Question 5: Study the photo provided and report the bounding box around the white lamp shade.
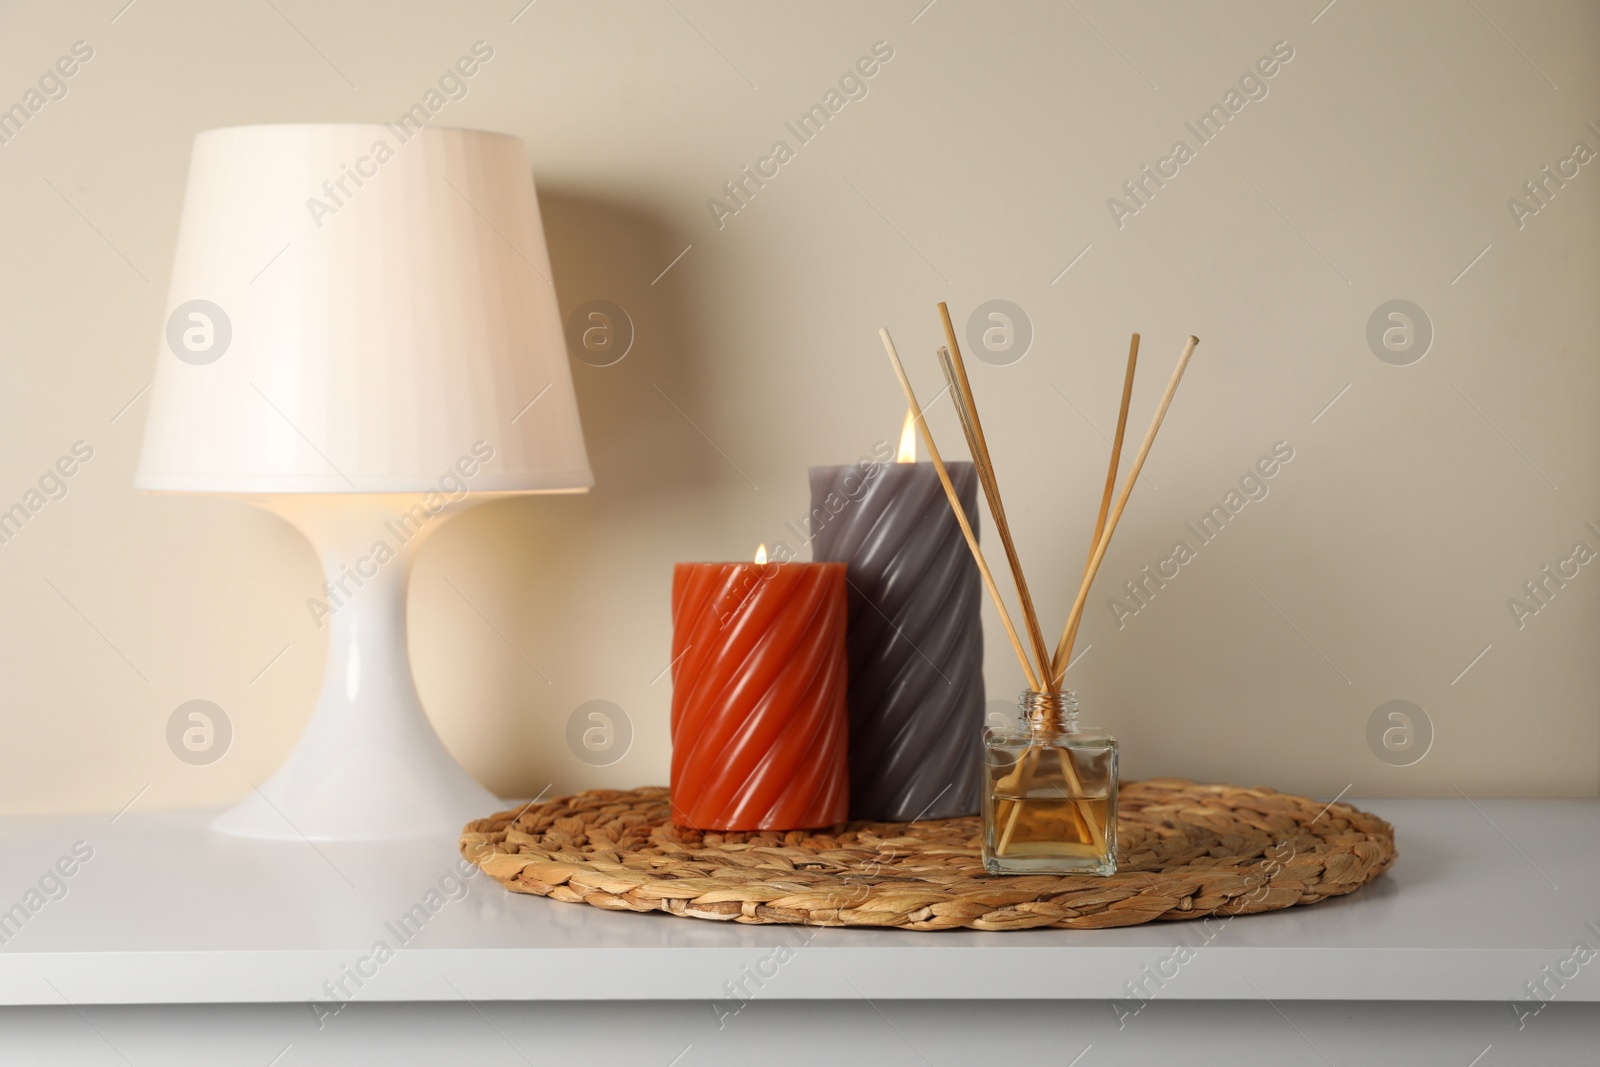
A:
[136,124,592,493]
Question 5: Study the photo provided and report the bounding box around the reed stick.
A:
[939,350,1098,858]
[938,345,1103,856]
[937,303,1054,683]
[883,313,1196,866]
[932,315,1126,855]
[879,329,1043,692]
[1050,335,1198,689]
[935,346,1053,683]
[1050,333,1140,680]
[1056,747,1106,850]
[995,750,1032,856]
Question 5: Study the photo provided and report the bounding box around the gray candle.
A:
[808,456,984,821]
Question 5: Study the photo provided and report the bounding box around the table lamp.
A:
[137,124,592,840]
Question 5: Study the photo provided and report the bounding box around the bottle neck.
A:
[1020,689,1079,733]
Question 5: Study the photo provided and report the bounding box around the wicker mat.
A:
[459,778,1396,931]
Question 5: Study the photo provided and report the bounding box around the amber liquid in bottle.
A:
[983,690,1117,876]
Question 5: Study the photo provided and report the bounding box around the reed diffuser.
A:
[880,305,1197,876]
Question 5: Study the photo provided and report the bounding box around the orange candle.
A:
[670,547,849,831]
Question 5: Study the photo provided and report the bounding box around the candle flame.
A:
[896,407,917,463]
[754,543,768,565]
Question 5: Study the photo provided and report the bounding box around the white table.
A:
[0,798,1595,1064]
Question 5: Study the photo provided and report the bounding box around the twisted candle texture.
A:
[670,561,849,830]
[810,463,984,821]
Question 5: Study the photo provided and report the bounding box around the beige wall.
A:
[0,0,1594,814]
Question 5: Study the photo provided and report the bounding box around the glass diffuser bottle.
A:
[983,690,1117,875]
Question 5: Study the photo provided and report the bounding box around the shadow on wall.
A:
[536,185,724,501]
[415,187,713,799]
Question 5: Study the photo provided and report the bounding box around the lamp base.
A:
[215,493,501,841]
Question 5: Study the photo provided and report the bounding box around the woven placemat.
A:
[460,778,1396,931]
